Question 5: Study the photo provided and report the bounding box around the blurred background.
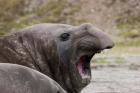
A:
[0,0,140,92]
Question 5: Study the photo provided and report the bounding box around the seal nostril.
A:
[105,43,114,49]
[57,91,60,93]
[106,46,113,49]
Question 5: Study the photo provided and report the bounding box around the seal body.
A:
[0,63,67,93]
[0,23,114,93]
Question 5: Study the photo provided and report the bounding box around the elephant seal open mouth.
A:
[0,23,114,93]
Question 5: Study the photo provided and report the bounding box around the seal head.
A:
[0,23,114,93]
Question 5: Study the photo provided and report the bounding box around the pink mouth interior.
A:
[76,56,91,79]
[77,57,84,75]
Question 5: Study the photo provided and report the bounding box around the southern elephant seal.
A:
[0,23,114,93]
[0,63,66,93]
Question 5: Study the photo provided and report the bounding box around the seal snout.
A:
[99,34,114,50]
[100,37,114,50]
[79,23,114,50]
[86,25,114,50]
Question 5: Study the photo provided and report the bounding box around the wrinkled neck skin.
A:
[0,31,81,93]
[0,31,58,77]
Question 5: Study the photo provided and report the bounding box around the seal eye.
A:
[60,33,70,41]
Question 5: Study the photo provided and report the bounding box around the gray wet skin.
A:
[0,23,114,93]
[0,63,67,93]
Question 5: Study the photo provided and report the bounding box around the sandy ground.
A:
[81,66,140,93]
